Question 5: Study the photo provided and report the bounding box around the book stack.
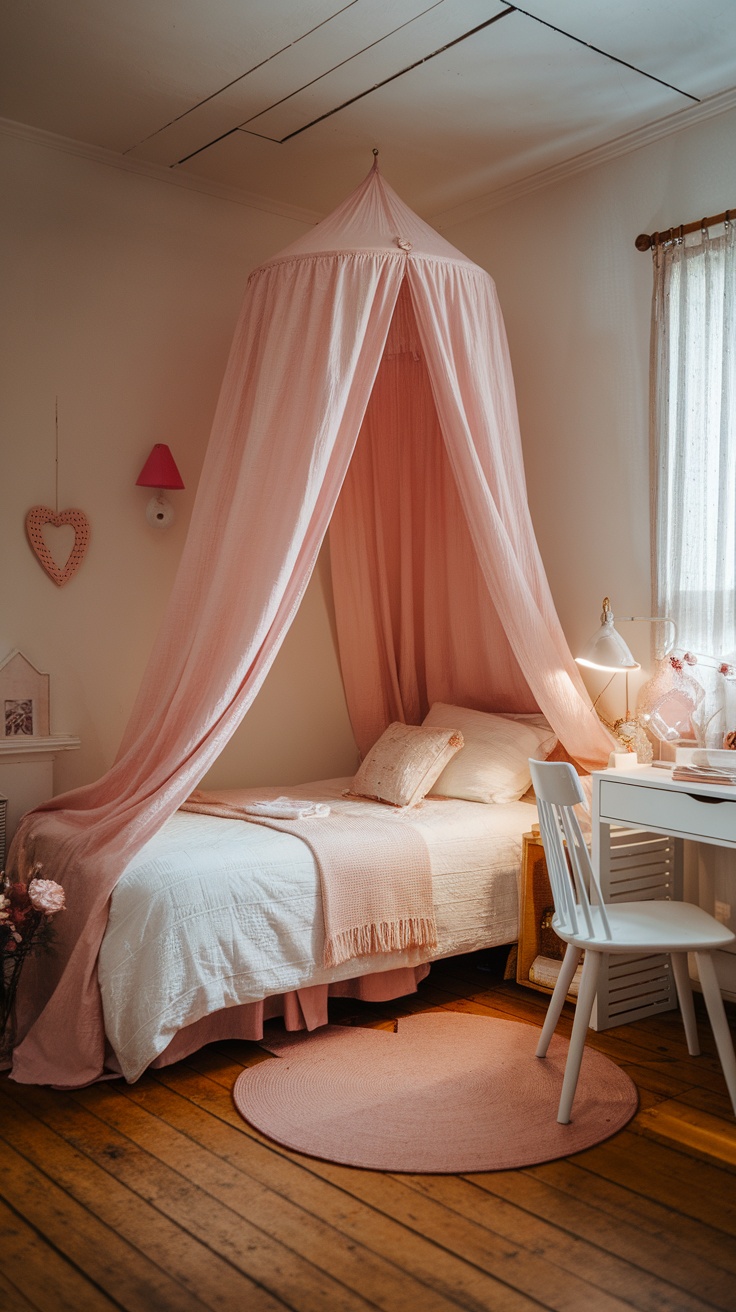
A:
[529,954,583,996]
[672,748,736,786]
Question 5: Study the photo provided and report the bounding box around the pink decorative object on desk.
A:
[637,656,705,744]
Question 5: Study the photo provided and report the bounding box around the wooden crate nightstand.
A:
[516,829,579,1000]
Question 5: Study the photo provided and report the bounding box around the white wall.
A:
[444,104,736,721]
[0,130,359,807]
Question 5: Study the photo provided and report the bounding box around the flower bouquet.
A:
[0,866,65,1065]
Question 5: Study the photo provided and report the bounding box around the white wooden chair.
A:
[529,758,736,1124]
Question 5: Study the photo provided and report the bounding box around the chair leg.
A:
[536,944,583,1058]
[671,952,700,1056]
[557,949,602,1125]
[695,952,736,1116]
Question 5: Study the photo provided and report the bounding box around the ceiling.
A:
[2,0,736,221]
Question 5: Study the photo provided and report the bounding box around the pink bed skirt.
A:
[147,964,431,1071]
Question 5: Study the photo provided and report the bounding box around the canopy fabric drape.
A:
[8,164,612,1087]
[330,281,538,752]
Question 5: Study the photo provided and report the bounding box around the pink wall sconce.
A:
[136,444,184,528]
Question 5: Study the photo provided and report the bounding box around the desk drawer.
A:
[599,780,736,845]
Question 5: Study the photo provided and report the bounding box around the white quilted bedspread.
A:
[99,779,534,1079]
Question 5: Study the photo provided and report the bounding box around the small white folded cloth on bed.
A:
[242,796,331,819]
[183,791,330,820]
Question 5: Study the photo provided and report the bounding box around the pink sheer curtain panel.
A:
[9,249,404,1087]
[406,260,612,769]
[330,281,537,752]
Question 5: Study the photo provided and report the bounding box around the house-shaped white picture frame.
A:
[0,649,50,739]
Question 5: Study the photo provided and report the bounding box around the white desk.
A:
[590,764,736,1030]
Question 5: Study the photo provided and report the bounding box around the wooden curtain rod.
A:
[635,206,734,251]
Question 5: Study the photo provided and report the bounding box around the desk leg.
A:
[589,788,612,1031]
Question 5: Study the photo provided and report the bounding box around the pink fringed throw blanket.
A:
[180,788,437,968]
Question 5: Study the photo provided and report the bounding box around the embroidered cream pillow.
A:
[351,722,464,808]
[423,704,557,804]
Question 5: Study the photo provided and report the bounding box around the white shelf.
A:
[0,735,80,757]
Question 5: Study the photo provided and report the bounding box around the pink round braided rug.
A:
[232,1012,638,1172]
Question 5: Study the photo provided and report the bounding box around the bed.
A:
[99,777,536,1081]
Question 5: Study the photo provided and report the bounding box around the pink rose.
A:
[28,878,65,916]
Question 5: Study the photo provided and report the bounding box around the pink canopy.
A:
[8,163,612,1086]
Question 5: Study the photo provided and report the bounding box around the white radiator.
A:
[590,828,681,1031]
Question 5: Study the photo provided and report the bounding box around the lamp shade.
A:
[575,598,640,672]
[136,444,184,490]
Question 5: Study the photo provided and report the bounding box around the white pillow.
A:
[351,722,464,808]
[422,703,557,804]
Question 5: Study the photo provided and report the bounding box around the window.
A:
[651,219,736,740]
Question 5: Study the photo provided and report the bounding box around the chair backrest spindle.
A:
[529,759,612,943]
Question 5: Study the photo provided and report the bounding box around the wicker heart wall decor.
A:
[25,505,90,587]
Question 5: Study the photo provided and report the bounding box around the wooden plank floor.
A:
[1,952,735,1312]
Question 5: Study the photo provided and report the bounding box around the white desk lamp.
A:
[576,598,677,762]
[575,597,640,677]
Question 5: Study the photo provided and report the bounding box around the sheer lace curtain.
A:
[651,219,736,742]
